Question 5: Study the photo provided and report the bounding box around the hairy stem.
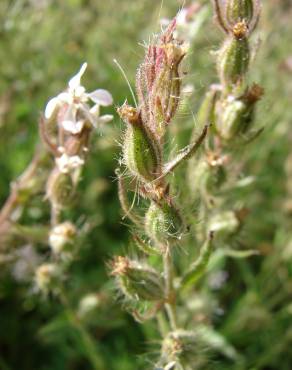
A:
[163,246,178,331]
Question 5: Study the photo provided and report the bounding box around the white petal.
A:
[62,120,79,134]
[89,104,100,117]
[44,97,60,119]
[68,62,88,90]
[62,120,84,134]
[176,9,187,25]
[75,120,85,132]
[88,89,113,106]
[80,103,97,127]
[74,85,86,99]
[98,114,113,124]
[60,105,77,132]
[56,154,84,173]
[57,92,72,104]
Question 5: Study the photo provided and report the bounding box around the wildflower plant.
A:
[113,1,263,368]
[188,0,263,240]
[113,17,210,370]
[0,63,113,368]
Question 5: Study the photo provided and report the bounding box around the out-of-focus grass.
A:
[0,0,292,369]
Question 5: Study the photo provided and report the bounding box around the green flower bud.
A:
[226,0,254,24]
[218,36,249,94]
[188,156,226,201]
[111,256,164,301]
[118,103,162,183]
[46,168,74,209]
[216,98,247,140]
[145,200,184,246]
[161,330,206,368]
[136,20,186,139]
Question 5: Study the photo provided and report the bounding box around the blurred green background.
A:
[0,0,292,369]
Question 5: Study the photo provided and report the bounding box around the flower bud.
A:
[49,221,77,256]
[78,293,101,318]
[226,0,254,25]
[218,36,249,94]
[215,98,247,140]
[188,154,226,200]
[161,330,206,368]
[215,83,263,140]
[35,263,60,295]
[46,168,74,209]
[208,211,240,238]
[119,103,162,183]
[136,19,186,139]
[145,200,184,246]
[111,256,164,301]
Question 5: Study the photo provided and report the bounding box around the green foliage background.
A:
[0,0,292,369]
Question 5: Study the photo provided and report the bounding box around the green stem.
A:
[163,246,178,331]
[157,311,169,337]
[60,293,105,370]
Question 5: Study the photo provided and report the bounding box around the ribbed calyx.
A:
[218,36,250,94]
[226,0,254,25]
[145,199,184,247]
[136,19,186,140]
[46,169,74,209]
[110,256,164,301]
[118,103,162,183]
[215,83,264,140]
[160,330,206,369]
[214,0,261,95]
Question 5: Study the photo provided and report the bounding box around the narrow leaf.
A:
[162,124,208,178]
[222,248,260,258]
[133,235,160,256]
[180,231,214,290]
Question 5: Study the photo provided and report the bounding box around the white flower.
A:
[44,63,113,134]
[35,263,59,294]
[56,152,85,173]
[49,221,77,255]
[78,294,100,318]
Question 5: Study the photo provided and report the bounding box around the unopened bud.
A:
[78,293,101,318]
[35,263,59,294]
[226,0,254,25]
[161,330,205,368]
[49,221,77,256]
[111,256,164,301]
[145,200,184,246]
[216,98,247,140]
[136,19,186,138]
[208,211,240,238]
[46,168,74,209]
[218,36,249,94]
[119,103,162,183]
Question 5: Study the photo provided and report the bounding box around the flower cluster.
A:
[43,63,113,174]
[45,63,113,134]
[35,64,113,293]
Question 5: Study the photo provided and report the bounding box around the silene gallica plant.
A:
[112,0,263,368]
[0,63,113,369]
[0,0,267,369]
